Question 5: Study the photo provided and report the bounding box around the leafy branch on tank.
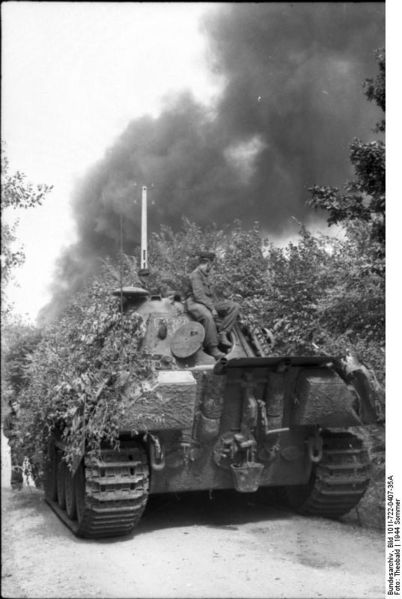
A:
[10,271,159,479]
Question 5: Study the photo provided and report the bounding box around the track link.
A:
[46,443,149,539]
[287,431,371,518]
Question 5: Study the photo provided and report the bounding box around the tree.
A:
[1,145,53,316]
[308,50,385,251]
[2,318,42,396]
[1,314,42,423]
[9,213,386,477]
[364,49,385,132]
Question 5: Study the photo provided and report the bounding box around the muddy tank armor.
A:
[44,287,382,538]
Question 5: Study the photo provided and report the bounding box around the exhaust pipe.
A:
[213,356,228,375]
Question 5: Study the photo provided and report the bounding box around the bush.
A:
[6,218,384,478]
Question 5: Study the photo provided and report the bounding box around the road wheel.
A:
[65,466,77,519]
[56,458,66,509]
[44,440,57,502]
[74,462,86,524]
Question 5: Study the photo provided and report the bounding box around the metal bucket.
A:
[230,462,264,492]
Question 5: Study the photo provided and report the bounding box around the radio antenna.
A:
[139,185,150,278]
[119,212,124,315]
[141,185,148,270]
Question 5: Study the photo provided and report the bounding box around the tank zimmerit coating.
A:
[43,287,382,538]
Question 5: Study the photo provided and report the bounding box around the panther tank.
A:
[43,285,382,538]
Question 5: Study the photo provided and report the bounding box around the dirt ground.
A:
[1,431,385,599]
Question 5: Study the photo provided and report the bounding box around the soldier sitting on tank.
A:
[185,251,240,360]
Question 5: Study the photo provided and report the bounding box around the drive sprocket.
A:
[45,441,149,538]
[286,430,371,518]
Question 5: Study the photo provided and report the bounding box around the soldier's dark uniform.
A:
[185,252,240,359]
[3,406,23,490]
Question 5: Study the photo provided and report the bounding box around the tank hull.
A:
[149,428,312,494]
[42,295,381,538]
[118,356,375,495]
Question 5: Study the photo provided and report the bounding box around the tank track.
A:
[287,430,371,518]
[45,443,149,539]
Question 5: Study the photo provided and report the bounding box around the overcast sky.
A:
[2,2,219,320]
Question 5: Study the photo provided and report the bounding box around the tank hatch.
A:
[171,322,205,359]
[111,286,150,299]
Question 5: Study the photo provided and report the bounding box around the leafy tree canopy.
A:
[4,217,384,481]
[308,50,385,250]
[1,145,53,316]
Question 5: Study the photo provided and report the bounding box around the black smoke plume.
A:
[46,3,384,318]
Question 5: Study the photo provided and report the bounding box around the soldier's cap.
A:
[199,251,216,263]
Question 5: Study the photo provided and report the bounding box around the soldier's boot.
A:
[208,346,226,360]
[218,332,232,348]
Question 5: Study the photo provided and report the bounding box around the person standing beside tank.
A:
[185,251,240,360]
[3,401,24,490]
